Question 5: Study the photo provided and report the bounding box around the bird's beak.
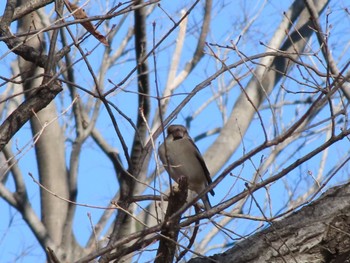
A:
[172,129,185,140]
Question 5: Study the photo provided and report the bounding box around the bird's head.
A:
[167,125,188,140]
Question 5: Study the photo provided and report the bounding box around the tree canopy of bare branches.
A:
[1,0,350,262]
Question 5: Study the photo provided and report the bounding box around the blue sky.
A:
[1,0,350,262]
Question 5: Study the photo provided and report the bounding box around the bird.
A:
[158,124,215,210]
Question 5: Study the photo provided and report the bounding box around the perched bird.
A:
[158,124,215,210]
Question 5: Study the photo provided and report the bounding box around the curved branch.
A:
[152,0,212,129]
[0,82,62,151]
[304,0,350,100]
[204,0,330,175]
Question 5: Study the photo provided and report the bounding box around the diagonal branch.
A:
[0,81,62,151]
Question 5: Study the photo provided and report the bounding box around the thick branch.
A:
[103,0,151,253]
[129,0,151,177]
[0,82,62,151]
[189,182,350,263]
[12,0,55,21]
[155,176,188,263]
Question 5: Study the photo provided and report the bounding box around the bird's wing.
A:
[188,138,215,196]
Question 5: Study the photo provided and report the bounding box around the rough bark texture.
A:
[155,176,188,263]
[189,183,350,263]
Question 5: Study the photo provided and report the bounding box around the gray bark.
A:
[17,3,70,259]
[189,183,350,263]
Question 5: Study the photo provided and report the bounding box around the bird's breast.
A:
[159,139,206,192]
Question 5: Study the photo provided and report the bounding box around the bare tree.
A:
[0,0,349,262]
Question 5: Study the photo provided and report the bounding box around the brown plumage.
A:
[158,125,214,210]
